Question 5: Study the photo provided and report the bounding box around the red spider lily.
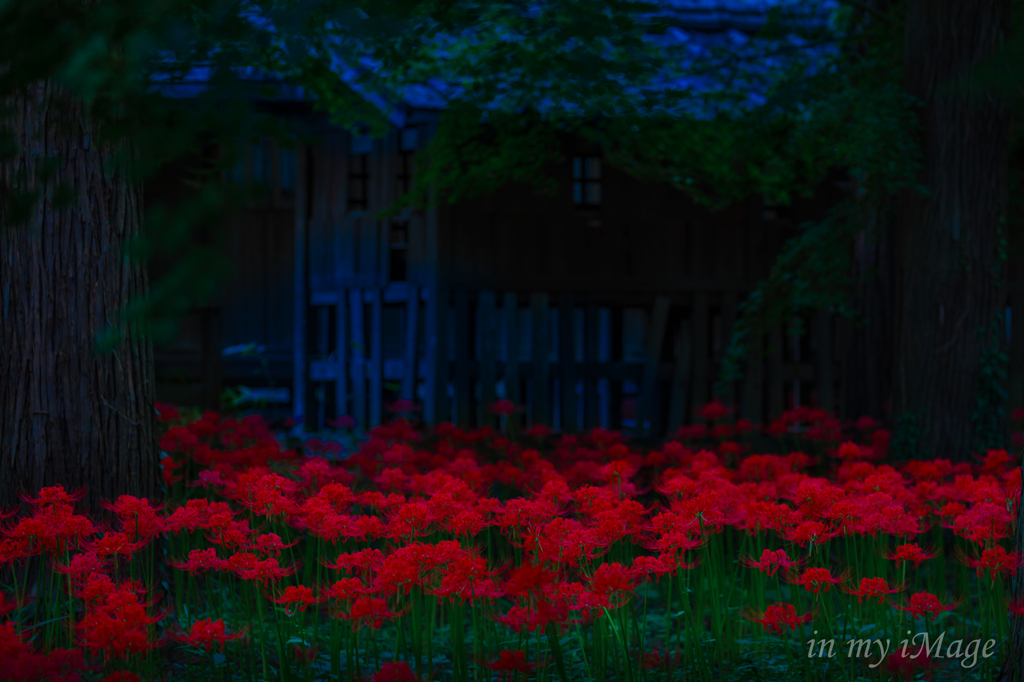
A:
[0,591,18,619]
[745,602,814,634]
[740,548,803,577]
[884,648,939,681]
[19,485,87,507]
[173,618,246,651]
[488,399,521,415]
[52,550,108,578]
[0,622,87,682]
[268,585,323,614]
[155,402,180,422]
[786,566,850,594]
[77,581,164,659]
[842,577,906,605]
[495,598,571,633]
[956,545,1023,580]
[100,495,165,541]
[504,563,557,599]
[323,577,369,602]
[699,400,730,422]
[339,596,399,629]
[1008,598,1024,616]
[586,562,637,608]
[893,591,962,621]
[250,532,301,557]
[373,662,416,682]
[487,649,535,680]
[884,543,939,568]
[167,548,226,575]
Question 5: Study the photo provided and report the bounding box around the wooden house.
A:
[150,2,1024,438]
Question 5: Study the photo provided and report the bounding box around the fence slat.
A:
[531,293,551,426]
[455,291,472,427]
[335,287,349,420]
[719,293,738,417]
[689,293,709,423]
[401,285,419,402]
[348,288,367,429]
[293,146,308,424]
[815,312,834,413]
[559,293,578,433]
[478,291,498,427]
[584,304,601,430]
[637,296,671,436]
[767,324,785,420]
[666,319,691,435]
[1012,292,1024,416]
[743,329,764,425]
[504,292,521,430]
[369,288,383,427]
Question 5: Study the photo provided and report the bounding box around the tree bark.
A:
[0,81,159,517]
[892,0,1011,461]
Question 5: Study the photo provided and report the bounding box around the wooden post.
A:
[369,287,383,427]
[504,292,521,430]
[349,288,367,429]
[293,145,308,426]
[584,303,601,431]
[201,307,223,411]
[719,292,738,416]
[610,307,623,430]
[689,293,709,423]
[401,284,419,403]
[335,286,349,420]
[767,325,785,420]
[455,290,472,427]
[815,311,834,413]
[530,293,550,427]
[316,306,329,431]
[559,293,578,433]
[666,319,692,435]
[1011,291,1024,418]
[478,291,498,427]
[637,296,671,437]
[743,328,764,425]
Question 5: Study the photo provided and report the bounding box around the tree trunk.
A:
[0,81,159,517]
[892,0,1011,461]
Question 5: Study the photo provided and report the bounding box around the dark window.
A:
[389,221,409,282]
[573,156,601,207]
[348,153,369,211]
[397,151,414,196]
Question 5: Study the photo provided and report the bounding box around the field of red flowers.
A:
[0,401,1021,681]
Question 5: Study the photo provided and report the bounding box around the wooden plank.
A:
[689,293,709,423]
[559,293,578,432]
[454,290,472,427]
[584,303,601,430]
[530,293,550,427]
[767,324,785,420]
[200,307,223,411]
[503,292,521,430]
[743,327,764,425]
[335,286,349,420]
[666,319,692,435]
[1012,293,1024,416]
[293,145,308,426]
[401,284,419,402]
[637,296,670,436]
[478,291,498,427]
[815,311,834,413]
[719,292,738,416]
[609,307,623,429]
[369,287,384,427]
[349,288,367,429]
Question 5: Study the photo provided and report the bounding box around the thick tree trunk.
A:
[0,81,159,517]
[892,0,1011,461]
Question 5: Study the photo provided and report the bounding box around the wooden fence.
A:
[300,284,848,438]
